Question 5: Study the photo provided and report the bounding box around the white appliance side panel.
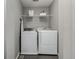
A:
[39,31,57,54]
[21,31,37,54]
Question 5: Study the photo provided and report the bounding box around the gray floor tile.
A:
[38,56,58,59]
[24,55,30,59]
[29,55,38,59]
[18,54,58,59]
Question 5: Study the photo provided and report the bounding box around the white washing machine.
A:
[21,20,37,54]
[38,30,57,54]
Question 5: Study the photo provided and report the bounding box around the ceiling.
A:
[21,0,53,7]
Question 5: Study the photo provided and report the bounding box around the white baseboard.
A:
[16,52,20,59]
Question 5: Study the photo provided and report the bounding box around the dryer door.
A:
[39,30,57,54]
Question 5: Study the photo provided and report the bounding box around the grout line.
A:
[22,55,24,59]
[20,55,24,59]
[19,55,24,59]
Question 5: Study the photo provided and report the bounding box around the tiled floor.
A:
[18,54,58,59]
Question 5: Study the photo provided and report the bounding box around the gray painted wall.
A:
[49,0,75,59]
[4,0,22,59]
[58,0,75,59]
[49,0,58,30]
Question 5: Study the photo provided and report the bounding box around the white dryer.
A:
[38,30,57,55]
